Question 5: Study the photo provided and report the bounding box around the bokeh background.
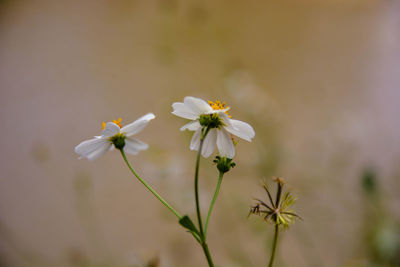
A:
[1,0,400,266]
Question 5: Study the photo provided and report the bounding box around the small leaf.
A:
[179,215,200,236]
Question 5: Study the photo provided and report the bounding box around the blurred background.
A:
[1,0,400,266]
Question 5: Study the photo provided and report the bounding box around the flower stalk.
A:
[268,224,279,267]
[194,127,209,236]
[249,177,301,267]
[193,126,215,267]
[204,171,223,237]
[204,155,236,238]
[120,149,182,219]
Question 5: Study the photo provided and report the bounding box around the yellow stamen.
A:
[101,118,123,130]
[208,100,231,118]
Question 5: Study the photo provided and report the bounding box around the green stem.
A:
[194,127,210,236]
[268,224,280,267]
[195,138,205,236]
[201,242,214,267]
[120,149,181,219]
[194,127,215,267]
[204,171,224,237]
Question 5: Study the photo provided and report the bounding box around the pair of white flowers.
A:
[75,96,255,160]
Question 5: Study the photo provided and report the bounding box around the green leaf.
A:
[179,215,200,236]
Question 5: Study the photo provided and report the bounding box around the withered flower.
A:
[249,177,301,267]
[249,177,301,228]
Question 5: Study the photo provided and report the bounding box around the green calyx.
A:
[110,133,126,150]
[199,113,223,129]
[213,156,236,174]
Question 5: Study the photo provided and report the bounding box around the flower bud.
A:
[213,156,236,173]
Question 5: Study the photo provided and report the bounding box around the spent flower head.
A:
[172,96,255,159]
[249,177,301,228]
[74,113,155,160]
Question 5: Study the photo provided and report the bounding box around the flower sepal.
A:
[110,133,126,150]
[199,113,224,129]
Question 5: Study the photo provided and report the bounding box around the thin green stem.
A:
[194,138,205,236]
[201,242,214,267]
[120,149,181,219]
[194,127,210,236]
[193,127,215,267]
[204,171,224,237]
[268,224,280,267]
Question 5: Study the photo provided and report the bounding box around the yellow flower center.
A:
[208,100,236,143]
[101,118,123,130]
[208,100,231,118]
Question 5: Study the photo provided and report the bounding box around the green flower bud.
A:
[213,156,236,173]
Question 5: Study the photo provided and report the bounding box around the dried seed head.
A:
[249,177,301,228]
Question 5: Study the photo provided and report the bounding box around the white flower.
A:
[75,113,155,161]
[172,96,255,158]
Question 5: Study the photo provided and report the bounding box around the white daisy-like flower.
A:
[75,113,155,161]
[172,96,255,158]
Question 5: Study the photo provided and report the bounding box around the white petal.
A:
[225,119,255,142]
[172,102,198,120]
[124,137,149,155]
[75,137,107,156]
[86,143,112,161]
[74,138,111,160]
[180,120,201,131]
[201,128,217,158]
[120,113,155,137]
[184,96,213,115]
[101,122,120,137]
[218,112,233,127]
[190,128,202,151]
[216,129,235,159]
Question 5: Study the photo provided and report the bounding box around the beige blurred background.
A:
[1,0,400,266]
